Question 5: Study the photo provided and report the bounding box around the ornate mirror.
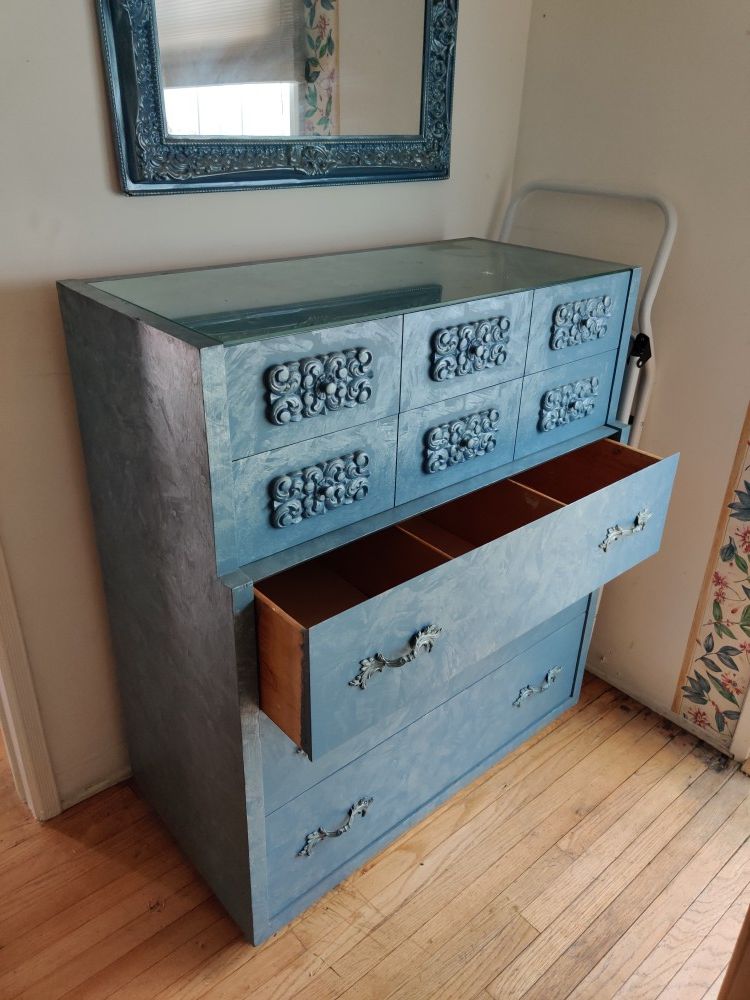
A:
[96,0,458,193]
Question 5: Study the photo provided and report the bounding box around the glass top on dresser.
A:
[91,238,631,346]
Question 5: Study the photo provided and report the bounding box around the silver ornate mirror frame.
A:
[96,0,459,194]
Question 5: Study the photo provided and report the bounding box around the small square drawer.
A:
[233,416,397,564]
[264,612,586,921]
[525,271,633,375]
[255,438,677,759]
[400,293,532,411]
[224,318,402,460]
[515,351,617,460]
[395,378,522,505]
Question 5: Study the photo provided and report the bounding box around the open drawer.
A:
[255,438,678,758]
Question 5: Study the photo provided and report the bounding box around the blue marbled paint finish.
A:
[515,351,618,460]
[265,613,586,917]
[400,293,533,411]
[260,598,589,814]
[395,378,522,505]
[525,272,631,375]
[233,416,398,564]
[224,318,402,459]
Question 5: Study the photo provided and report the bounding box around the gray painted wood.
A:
[260,597,589,814]
[400,292,533,411]
[525,272,632,374]
[515,351,618,460]
[201,346,240,576]
[233,415,398,564]
[58,286,259,940]
[265,613,586,918]
[224,318,402,459]
[395,378,522,505]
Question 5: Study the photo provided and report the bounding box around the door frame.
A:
[0,537,60,819]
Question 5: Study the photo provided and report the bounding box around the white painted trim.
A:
[0,540,61,820]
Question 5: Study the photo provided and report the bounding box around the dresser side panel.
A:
[58,286,256,938]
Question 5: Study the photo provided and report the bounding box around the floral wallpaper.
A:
[302,0,339,136]
[675,402,750,747]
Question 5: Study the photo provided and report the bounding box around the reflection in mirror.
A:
[154,0,425,139]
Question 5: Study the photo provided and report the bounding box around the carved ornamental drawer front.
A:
[263,613,586,921]
[525,272,631,376]
[514,352,617,461]
[400,292,533,412]
[224,318,402,460]
[255,439,677,760]
[233,416,397,564]
[395,380,522,505]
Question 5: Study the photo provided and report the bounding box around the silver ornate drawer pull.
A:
[430,317,511,382]
[265,348,374,426]
[297,797,373,857]
[599,508,652,552]
[269,451,370,529]
[424,408,500,474]
[349,625,444,690]
[539,376,599,432]
[512,666,563,708]
[550,294,613,350]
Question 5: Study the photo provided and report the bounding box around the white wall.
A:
[0,0,533,807]
[511,2,750,730]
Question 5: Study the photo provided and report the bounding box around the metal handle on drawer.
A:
[512,666,563,708]
[349,624,444,690]
[297,797,373,857]
[599,508,652,552]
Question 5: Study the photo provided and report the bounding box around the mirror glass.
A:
[153,0,425,139]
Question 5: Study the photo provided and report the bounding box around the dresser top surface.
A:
[86,238,631,346]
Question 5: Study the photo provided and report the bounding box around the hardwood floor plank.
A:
[1,861,202,999]
[701,968,727,1000]
[486,766,743,1000]
[366,700,653,920]
[522,743,709,931]
[153,930,304,1000]
[1,678,747,1000]
[292,706,674,1000]
[372,708,666,935]
[558,729,696,858]
[106,912,240,1000]
[58,900,229,1000]
[506,732,696,910]
[608,830,750,998]
[504,845,575,910]
[513,769,746,1000]
[354,688,628,903]
[0,819,175,945]
[0,784,149,896]
[656,884,750,1000]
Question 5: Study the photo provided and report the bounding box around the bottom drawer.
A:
[264,611,587,920]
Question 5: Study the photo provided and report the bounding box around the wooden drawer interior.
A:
[511,438,659,504]
[255,527,450,630]
[400,439,657,557]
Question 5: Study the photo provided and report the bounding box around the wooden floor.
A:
[1,675,748,1000]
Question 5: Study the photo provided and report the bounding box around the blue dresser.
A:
[58,238,678,944]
